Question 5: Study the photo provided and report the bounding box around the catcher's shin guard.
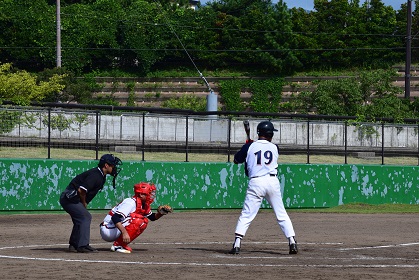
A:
[115,215,149,249]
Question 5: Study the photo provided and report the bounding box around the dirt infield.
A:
[0,210,418,280]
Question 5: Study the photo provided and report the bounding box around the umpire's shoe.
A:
[289,243,298,254]
[229,247,240,254]
[77,245,98,253]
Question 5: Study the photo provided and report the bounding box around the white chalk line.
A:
[0,242,418,268]
[338,242,419,251]
[0,241,341,250]
[0,254,417,268]
[217,254,419,262]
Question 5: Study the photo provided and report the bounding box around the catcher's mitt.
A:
[157,205,173,215]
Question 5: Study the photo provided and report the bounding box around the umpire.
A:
[60,154,122,253]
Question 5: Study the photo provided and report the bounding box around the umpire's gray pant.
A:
[59,193,92,249]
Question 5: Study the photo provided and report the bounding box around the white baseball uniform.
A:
[100,197,152,242]
[233,139,296,238]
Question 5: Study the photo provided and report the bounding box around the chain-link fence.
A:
[1,103,419,165]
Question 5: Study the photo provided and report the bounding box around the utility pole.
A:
[405,0,412,99]
[56,0,62,68]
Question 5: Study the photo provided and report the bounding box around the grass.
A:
[1,147,419,166]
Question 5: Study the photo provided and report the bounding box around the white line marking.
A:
[0,242,417,269]
[0,241,342,250]
[339,242,419,251]
[133,241,343,245]
[0,255,417,268]
[216,254,419,262]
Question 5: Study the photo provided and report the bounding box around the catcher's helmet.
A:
[134,182,156,204]
[257,121,278,138]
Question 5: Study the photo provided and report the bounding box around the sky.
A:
[281,0,409,10]
[200,1,411,11]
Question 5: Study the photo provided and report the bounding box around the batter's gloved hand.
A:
[157,205,173,215]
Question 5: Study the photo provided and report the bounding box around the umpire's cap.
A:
[257,121,278,138]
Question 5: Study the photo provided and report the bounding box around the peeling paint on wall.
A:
[0,159,418,211]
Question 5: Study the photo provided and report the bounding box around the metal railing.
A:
[1,102,419,165]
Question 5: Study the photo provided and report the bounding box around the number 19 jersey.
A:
[246,140,279,178]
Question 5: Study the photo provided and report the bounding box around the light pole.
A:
[56,0,61,68]
[405,0,412,99]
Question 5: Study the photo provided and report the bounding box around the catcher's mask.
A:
[134,182,156,204]
[98,154,122,189]
[257,121,278,138]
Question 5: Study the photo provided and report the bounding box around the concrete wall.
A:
[4,110,419,148]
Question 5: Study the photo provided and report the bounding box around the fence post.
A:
[141,112,145,161]
[47,108,51,159]
[306,119,310,164]
[227,117,232,163]
[95,111,99,160]
[344,121,348,164]
[185,115,189,162]
[381,122,385,165]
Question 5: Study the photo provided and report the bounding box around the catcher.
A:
[100,182,173,253]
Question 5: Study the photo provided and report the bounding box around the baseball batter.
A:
[100,182,172,253]
[229,121,298,255]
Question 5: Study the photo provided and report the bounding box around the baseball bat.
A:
[243,120,251,143]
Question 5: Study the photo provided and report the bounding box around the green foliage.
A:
[42,114,73,133]
[126,81,136,107]
[287,69,410,123]
[0,63,66,106]
[0,0,413,75]
[220,78,283,112]
[37,67,101,103]
[161,94,207,111]
[73,113,89,130]
[311,77,364,116]
[219,79,248,111]
[0,110,21,134]
[88,94,119,106]
[40,112,90,137]
[248,79,283,113]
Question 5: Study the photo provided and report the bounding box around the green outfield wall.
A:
[0,159,418,211]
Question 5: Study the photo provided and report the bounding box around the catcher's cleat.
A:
[113,241,132,252]
[289,243,298,254]
[122,244,132,252]
[111,245,131,254]
[229,247,240,254]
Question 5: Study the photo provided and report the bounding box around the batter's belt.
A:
[250,174,277,179]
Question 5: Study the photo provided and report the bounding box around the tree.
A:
[0,63,66,105]
[0,0,56,71]
[206,0,298,74]
[287,69,407,121]
[60,0,123,73]
[288,7,319,72]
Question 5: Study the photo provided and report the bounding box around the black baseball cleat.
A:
[77,245,99,253]
[68,245,77,253]
[85,245,98,252]
[229,247,240,254]
[289,243,298,254]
